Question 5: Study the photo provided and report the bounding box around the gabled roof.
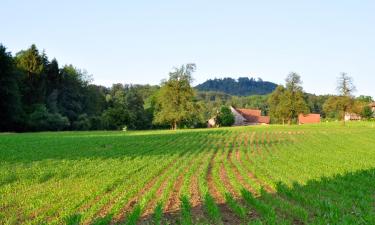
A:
[298,114,320,124]
[233,107,270,124]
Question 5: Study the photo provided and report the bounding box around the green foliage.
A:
[152,202,163,225]
[180,195,193,225]
[216,106,235,127]
[27,104,70,131]
[2,123,375,224]
[196,77,277,96]
[268,73,309,124]
[323,95,354,120]
[225,193,247,220]
[153,64,197,129]
[0,44,23,131]
[203,193,221,223]
[361,106,373,119]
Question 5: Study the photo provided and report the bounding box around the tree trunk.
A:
[172,121,177,130]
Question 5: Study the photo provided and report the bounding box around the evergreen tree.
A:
[0,44,23,131]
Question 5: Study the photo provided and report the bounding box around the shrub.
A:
[217,106,235,127]
[28,104,69,131]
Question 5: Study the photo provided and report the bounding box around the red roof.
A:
[235,108,270,124]
[298,114,320,124]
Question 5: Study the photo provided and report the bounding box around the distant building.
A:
[298,114,321,124]
[370,102,375,114]
[344,113,361,121]
[230,106,270,126]
[207,117,217,128]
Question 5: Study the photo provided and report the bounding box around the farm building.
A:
[370,102,375,114]
[230,106,270,126]
[298,114,321,124]
[344,113,361,121]
[207,118,217,128]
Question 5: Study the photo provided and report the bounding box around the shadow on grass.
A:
[73,168,375,225]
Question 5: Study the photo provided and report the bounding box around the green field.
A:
[1,122,375,224]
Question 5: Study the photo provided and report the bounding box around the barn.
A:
[298,114,321,124]
[231,106,270,126]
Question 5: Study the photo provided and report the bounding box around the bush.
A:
[361,106,374,119]
[217,106,235,127]
[28,104,70,131]
[72,114,91,130]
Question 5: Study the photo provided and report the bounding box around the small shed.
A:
[298,114,321,124]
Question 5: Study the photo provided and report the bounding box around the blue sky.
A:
[2,1,375,96]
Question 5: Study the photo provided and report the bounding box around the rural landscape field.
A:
[2,122,375,225]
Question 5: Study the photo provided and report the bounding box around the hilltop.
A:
[195,77,278,96]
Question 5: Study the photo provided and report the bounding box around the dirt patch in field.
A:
[165,173,185,213]
[141,176,170,218]
[190,168,205,222]
[207,150,225,203]
[230,150,257,195]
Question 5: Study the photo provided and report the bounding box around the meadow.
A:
[1,122,375,224]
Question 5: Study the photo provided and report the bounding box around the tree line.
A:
[1,43,373,132]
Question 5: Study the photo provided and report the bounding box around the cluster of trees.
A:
[0,44,159,132]
[196,77,277,96]
[1,43,373,132]
[267,72,373,124]
[0,44,208,132]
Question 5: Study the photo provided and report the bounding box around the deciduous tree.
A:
[154,64,196,129]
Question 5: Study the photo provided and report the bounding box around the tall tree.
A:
[268,73,308,124]
[0,44,23,131]
[337,73,356,97]
[324,73,356,124]
[125,86,149,129]
[15,44,46,106]
[154,64,196,129]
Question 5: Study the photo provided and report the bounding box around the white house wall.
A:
[230,106,247,126]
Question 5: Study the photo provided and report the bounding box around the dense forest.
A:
[195,77,278,96]
[1,43,373,132]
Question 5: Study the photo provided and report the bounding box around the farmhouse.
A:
[370,102,375,114]
[230,106,270,126]
[344,113,361,121]
[298,113,321,124]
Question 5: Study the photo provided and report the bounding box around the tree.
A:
[16,44,46,106]
[101,84,129,130]
[361,106,373,119]
[154,64,196,129]
[125,86,149,129]
[268,73,308,124]
[268,85,288,124]
[15,44,44,78]
[0,44,23,131]
[337,73,355,97]
[324,73,356,125]
[216,106,235,127]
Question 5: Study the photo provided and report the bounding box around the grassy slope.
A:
[1,122,375,224]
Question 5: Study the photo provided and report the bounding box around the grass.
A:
[1,122,375,224]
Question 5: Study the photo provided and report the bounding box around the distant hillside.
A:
[195,77,278,96]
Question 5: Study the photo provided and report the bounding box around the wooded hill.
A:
[195,77,278,96]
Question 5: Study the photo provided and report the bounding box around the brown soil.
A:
[140,176,170,218]
[207,150,224,203]
[164,173,185,213]
[230,149,257,195]
[219,162,237,197]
